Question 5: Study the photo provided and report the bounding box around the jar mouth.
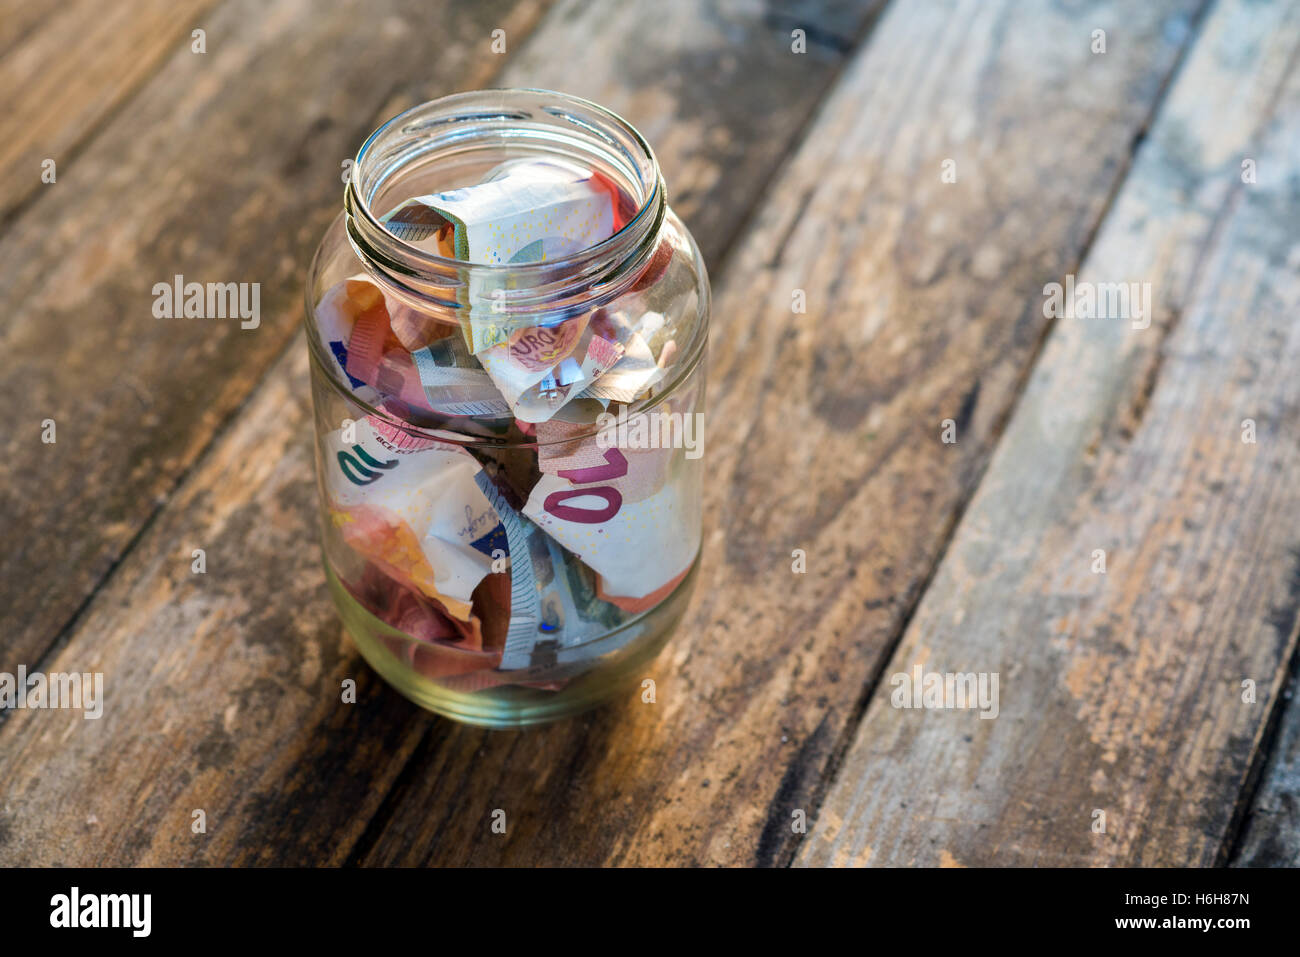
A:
[339,89,665,325]
[349,89,662,275]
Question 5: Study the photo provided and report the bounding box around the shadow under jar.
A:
[304,90,709,728]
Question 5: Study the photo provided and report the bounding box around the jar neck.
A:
[343,90,665,326]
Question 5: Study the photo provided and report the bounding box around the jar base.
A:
[325,555,698,728]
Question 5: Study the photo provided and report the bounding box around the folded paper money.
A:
[523,431,699,609]
[382,158,617,264]
[315,279,384,406]
[381,159,619,355]
[313,157,696,695]
[326,415,504,619]
[477,319,626,423]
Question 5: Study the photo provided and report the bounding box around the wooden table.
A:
[2,0,1298,867]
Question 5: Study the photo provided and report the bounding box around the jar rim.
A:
[345,88,663,280]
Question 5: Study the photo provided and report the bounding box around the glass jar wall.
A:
[304,90,709,727]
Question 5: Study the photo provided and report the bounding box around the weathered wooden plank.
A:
[358,0,1208,866]
[797,0,1300,868]
[0,353,434,865]
[494,0,882,266]
[1232,667,1300,865]
[0,0,221,222]
[0,0,548,673]
[0,1,60,59]
[0,0,883,865]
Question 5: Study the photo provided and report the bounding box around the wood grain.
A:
[0,0,547,674]
[494,0,885,266]
[0,0,222,221]
[0,0,883,865]
[0,1,63,59]
[1232,662,1300,865]
[797,0,1300,867]
[358,0,1207,866]
[0,350,435,865]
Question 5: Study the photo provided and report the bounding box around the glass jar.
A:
[304,90,709,727]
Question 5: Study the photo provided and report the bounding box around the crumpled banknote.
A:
[523,431,700,613]
[325,414,503,620]
[382,158,619,355]
[314,158,697,694]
